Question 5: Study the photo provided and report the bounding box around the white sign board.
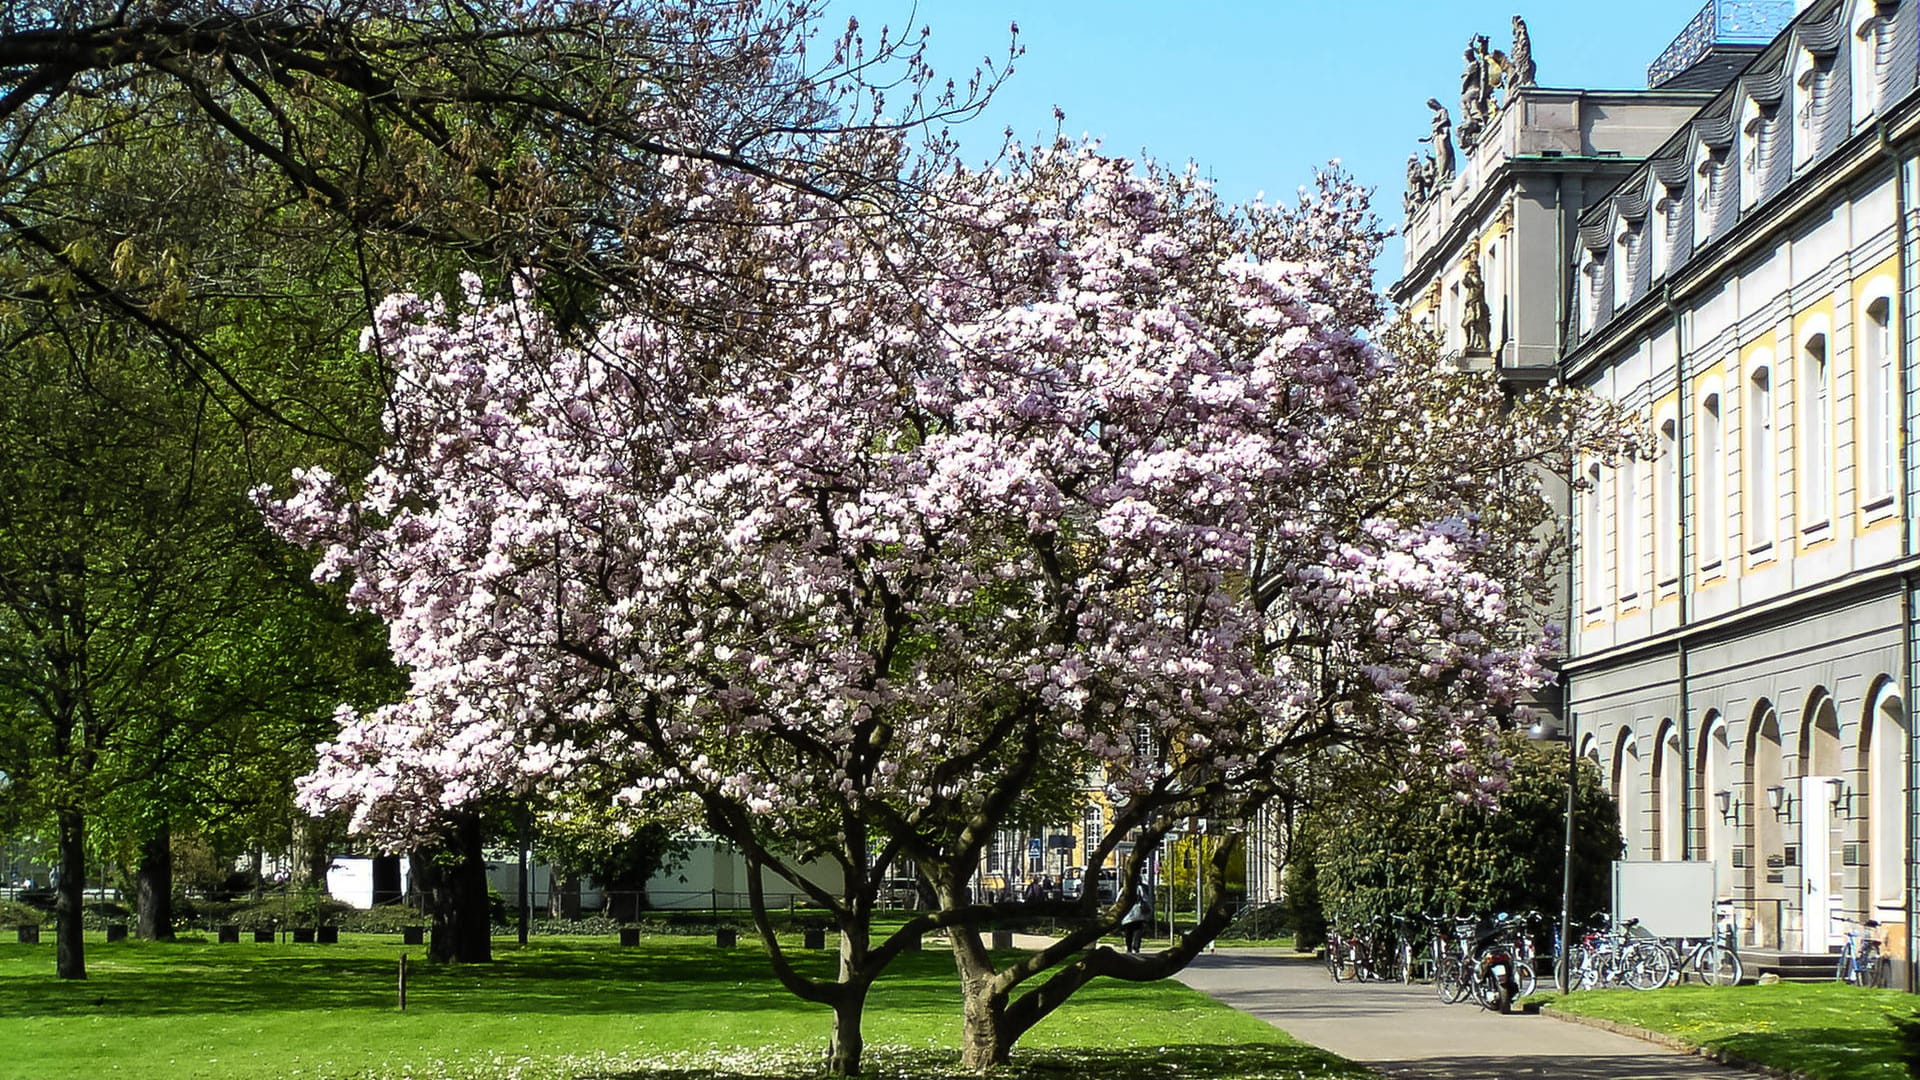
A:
[1611,860,1716,939]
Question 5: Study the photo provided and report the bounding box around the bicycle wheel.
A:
[1399,941,1415,985]
[1436,957,1469,1004]
[1624,942,1672,990]
[1837,949,1855,985]
[1514,960,1537,998]
[1328,940,1353,982]
[1868,954,1889,989]
[1702,945,1743,987]
[1473,970,1503,1011]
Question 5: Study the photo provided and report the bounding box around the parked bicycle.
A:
[1836,919,1886,988]
[1564,916,1671,991]
[1662,901,1744,986]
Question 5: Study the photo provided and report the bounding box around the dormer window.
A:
[1614,224,1638,307]
[1580,253,1606,333]
[1741,101,1780,208]
[1696,143,1730,238]
[1651,196,1675,280]
[1795,51,1835,167]
[1855,6,1895,122]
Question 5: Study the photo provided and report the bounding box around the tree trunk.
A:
[135,820,174,940]
[950,931,1010,1071]
[55,808,86,980]
[290,815,334,890]
[826,985,869,1076]
[412,813,492,963]
[553,874,581,918]
[959,978,1011,1070]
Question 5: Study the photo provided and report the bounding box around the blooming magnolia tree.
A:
[261,147,1633,1071]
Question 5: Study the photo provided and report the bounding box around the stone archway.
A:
[1796,689,1843,950]
[1744,701,1785,949]
[1862,680,1907,968]
[1697,713,1734,888]
[1612,727,1645,860]
[1651,720,1684,860]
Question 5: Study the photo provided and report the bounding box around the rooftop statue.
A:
[1404,153,1439,215]
[1423,99,1456,181]
[1508,15,1537,94]
[1459,34,1509,150]
[1458,36,1489,151]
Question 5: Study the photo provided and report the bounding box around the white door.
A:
[1799,775,1842,950]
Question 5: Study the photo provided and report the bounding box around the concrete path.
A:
[1174,950,1756,1079]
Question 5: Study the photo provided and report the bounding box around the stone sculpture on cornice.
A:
[1457,36,1490,151]
[1423,99,1456,182]
[1507,15,1537,95]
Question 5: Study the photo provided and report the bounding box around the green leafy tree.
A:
[1303,734,1621,930]
[536,800,689,922]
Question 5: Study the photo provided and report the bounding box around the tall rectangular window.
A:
[1801,334,1832,525]
[1748,368,1774,549]
[1657,418,1679,584]
[1864,298,1895,502]
[1701,393,1724,568]
[1618,458,1640,601]
[1584,463,1605,610]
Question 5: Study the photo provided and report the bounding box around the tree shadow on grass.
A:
[0,939,960,1020]
[576,1045,1372,1080]
[1706,1027,1902,1079]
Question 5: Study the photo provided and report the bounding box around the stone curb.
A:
[1540,1006,1816,1080]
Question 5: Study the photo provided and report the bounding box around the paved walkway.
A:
[1174,950,1756,1079]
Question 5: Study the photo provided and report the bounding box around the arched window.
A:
[1657,414,1680,585]
[1801,331,1832,527]
[1861,294,1896,504]
[1701,391,1725,568]
[1748,364,1775,550]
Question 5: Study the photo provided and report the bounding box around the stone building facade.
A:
[1394,0,1920,978]
[1560,0,1920,972]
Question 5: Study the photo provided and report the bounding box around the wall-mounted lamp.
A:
[1715,788,1740,825]
[1766,784,1797,824]
[1828,778,1854,819]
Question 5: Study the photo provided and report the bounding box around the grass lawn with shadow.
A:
[0,931,1369,1079]
[1543,982,1912,1080]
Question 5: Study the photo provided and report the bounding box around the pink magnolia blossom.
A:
[258,149,1615,860]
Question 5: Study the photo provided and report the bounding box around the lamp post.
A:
[1530,719,1577,992]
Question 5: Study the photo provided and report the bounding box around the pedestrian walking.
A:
[1122,894,1153,953]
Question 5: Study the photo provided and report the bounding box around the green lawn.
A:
[0,932,1367,1080]
[1545,982,1914,1080]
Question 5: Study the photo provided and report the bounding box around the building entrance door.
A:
[1800,774,1842,951]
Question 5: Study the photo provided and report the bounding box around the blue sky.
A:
[836,1,1733,278]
